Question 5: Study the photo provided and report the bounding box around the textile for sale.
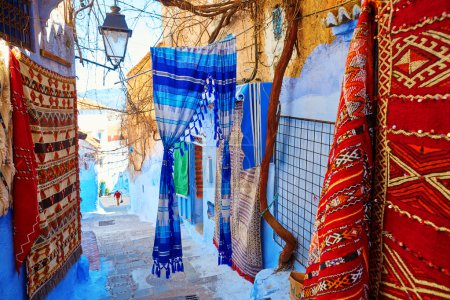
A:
[12,49,81,299]
[0,40,14,216]
[151,38,236,278]
[301,2,375,299]
[174,143,189,198]
[194,144,203,198]
[10,51,40,275]
[237,82,272,170]
[369,0,450,298]
[229,101,262,282]
[213,142,223,249]
[214,45,237,266]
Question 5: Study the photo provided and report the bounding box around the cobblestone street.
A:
[81,197,252,300]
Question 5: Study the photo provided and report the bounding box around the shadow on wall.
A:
[128,142,164,224]
[28,1,75,77]
[280,20,358,122]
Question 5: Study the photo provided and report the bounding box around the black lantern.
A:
[99,2,132,68]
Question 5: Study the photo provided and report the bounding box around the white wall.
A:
[280,21,357,122]
[128,142,163,224]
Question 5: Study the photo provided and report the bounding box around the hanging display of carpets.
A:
[370,0,450,298]
[301,1,375,298]
[151,38,236,278]
[0,40,14,216]
[11,49,81,299]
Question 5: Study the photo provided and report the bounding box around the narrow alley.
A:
[0,1,448,300]
[81,197,252,299]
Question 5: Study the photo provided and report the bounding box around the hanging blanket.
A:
[214,101,262,280]
[229,101,262,282]
[370,0,450,298]
[12,50,81,300]
[10,50,40,275]
[237,82,272,170]
[301,2,375,299]
[213,142,223,248]
[151,38,236,278]
[0,40,14,216]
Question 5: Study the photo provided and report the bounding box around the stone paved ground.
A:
[82,197,252,300]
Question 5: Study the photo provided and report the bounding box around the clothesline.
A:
[113,0,359,85]
[113,16,271,85]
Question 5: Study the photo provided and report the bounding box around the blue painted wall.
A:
[80,161,99,213]
[112,171,130,195]
[0,210,105,300]
[46,257,110,300]
[0,210,27,300]
[280,20,358,122]
[262,21,358,273]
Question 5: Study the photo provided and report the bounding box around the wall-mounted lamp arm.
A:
[75,56,118,71]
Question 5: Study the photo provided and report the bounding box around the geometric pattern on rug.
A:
[13,49,82,300]
[370,0,450,298]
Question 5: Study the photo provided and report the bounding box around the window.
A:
[0,0,32,50]
[272,6,283,41]
[274,116,335,266]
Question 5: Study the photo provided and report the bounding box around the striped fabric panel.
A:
[151,38,236,279]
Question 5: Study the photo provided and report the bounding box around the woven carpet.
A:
[370,0,450,298]
[11,48,41,277]
[194,144,203,198]
[213,101,262,281]
[214,138,223,248]
[13,50,81,300]
[0,40,13,216]
[301,2,375,298]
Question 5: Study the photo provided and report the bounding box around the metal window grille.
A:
[274,116,335,266]
[0,0,32,50]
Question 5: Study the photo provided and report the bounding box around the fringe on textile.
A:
[152,257,184,279]
[30,245,82,300]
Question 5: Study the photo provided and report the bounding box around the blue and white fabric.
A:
[237,82,272,170]
[151,38,236,278]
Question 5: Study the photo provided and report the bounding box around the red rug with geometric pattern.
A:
[12,49,82,300]
[300,2,376,297]
[370,0,450,298]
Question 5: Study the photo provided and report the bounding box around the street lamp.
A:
[99,2,132,68]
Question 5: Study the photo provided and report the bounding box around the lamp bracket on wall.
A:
[75,55,118,71]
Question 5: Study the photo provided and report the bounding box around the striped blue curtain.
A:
[151,38,236,278]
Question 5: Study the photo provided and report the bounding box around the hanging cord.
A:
[260,193,277,219]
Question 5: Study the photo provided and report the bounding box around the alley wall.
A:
[0,1,83,299]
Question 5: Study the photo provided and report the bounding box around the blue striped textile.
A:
[237,82,272,170]
[151,38,236,278]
